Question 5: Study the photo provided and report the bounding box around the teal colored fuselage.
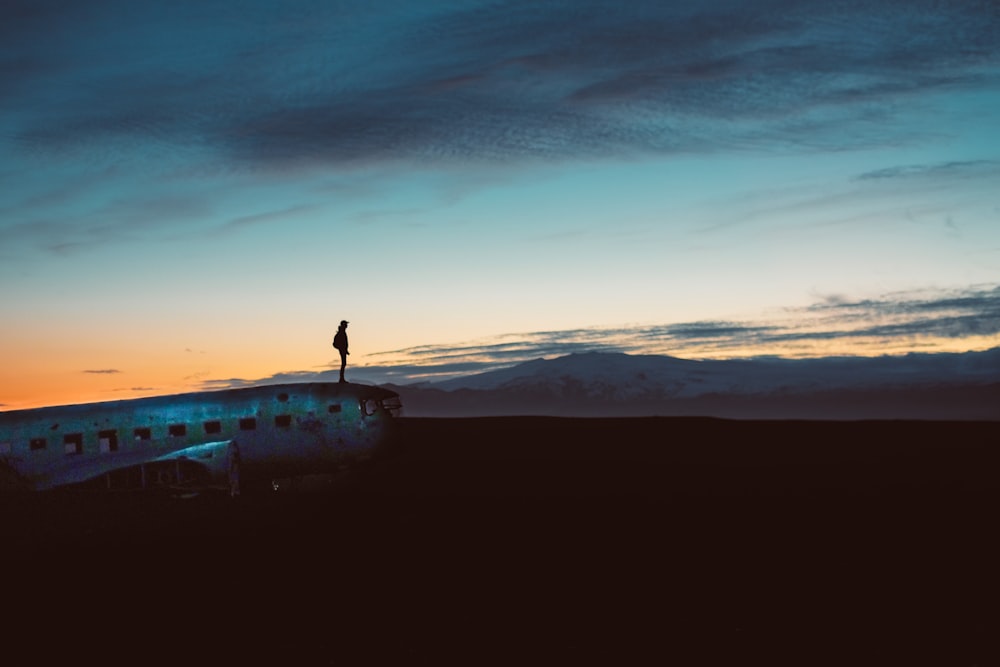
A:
[0,382,401,491]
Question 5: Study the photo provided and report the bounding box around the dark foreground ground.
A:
[2,417,999,664]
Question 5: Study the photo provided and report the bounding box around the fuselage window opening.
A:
[168,424,187,437]
[360,399,378,416]
[382,396,403,417]
[134,427,152,442]
[239,417,257,431]
[328,404,341,414]
[275,414,292,428]
[64,433,84,455]
[99,429,119,453]
[30,437,46,451]
[204,420,222,435]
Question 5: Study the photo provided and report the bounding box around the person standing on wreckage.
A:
[333,320,349,383]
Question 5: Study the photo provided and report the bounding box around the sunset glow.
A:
[2,1,998,410]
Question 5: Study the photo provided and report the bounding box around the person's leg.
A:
[339,351,347,382]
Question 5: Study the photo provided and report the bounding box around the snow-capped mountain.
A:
[387,349,1000,419]
[434,349,1000,395]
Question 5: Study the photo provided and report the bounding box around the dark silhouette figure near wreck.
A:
[333,320,349,383]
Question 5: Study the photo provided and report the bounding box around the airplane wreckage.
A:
[0,382,402,494]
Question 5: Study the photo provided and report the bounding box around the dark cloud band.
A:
[5,1,999,168]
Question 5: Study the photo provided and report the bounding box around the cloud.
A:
[697,157,1000,235]
[204,284,1000,388]
[213,204,319,236]
[388,283,999,366]
[0,187,218,257]
[856,160,1000,181]
[4,1,998,264]
[5,1,999,169]
[82,369,121,374]
[802,286,1000,340]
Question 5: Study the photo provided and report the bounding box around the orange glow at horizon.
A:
[4,332,997,412]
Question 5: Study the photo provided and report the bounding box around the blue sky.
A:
[1,0,998,407]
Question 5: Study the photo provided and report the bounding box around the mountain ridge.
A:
[383,349,1000,419]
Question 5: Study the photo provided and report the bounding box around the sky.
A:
[2,0,999,409]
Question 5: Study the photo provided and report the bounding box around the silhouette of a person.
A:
[333,320,349,383]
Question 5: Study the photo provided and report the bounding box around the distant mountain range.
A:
[384,349,1000,420]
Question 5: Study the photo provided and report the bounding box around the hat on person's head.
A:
[341,320,349,326]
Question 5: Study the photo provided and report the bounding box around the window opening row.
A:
[13,413,307,454]
[3,401,354,456]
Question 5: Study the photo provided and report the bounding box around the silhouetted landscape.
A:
[5,0,999,663]
[386,350,1000,419]
[3,415,998,663]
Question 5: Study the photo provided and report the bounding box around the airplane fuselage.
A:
[0,382,401,492]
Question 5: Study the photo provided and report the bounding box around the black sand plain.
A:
[3,416,999,664]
